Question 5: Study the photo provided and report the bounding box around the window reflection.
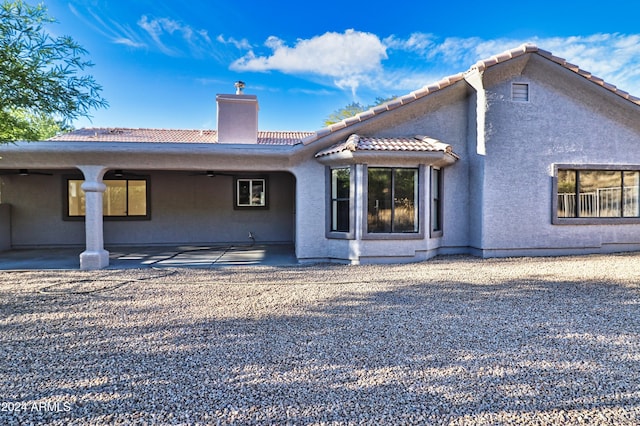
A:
[367,168,418,233]
[557,169,640,219]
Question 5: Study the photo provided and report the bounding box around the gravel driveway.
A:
[1,253,639,425]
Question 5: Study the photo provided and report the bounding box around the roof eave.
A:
[0,140,295,170]
[302,74,467,147]
[315,150,459,166]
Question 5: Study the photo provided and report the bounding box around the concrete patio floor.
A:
[0,244,297,270]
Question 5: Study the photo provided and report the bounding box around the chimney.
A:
[216,81,258,144]
[235,80,245,94]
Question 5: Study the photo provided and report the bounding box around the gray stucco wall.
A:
[461,90,484,254]
[0,203,11,250]
[2,171,295,248]
[5,53,640,262]
[292,161,332,261]
[1,171,84,247]
[295,83,472,263]
[104,171,295,245]
[479,56,640,256]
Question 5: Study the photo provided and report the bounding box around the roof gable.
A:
[48,44,640,148]
[302,44,640,146]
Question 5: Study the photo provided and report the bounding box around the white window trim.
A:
[235,177,268,209]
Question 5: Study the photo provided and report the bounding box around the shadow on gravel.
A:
[1,265,639,424]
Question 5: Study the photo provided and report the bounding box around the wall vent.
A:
[512,83,529,102]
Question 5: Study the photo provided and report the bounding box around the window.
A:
[367,167,418,233]
[66,178,149,219]
[235,178,268,209]
[512,83,529,102]
[431,167,443,235]
[330,168,350,232]
[555,168,640,222]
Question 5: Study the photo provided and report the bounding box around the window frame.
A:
[63,175,151,221]
[362,165,425,240]
[234,177,269,210]
[430,167,444,237]
[552,164,640,225]
[326,166,355,239]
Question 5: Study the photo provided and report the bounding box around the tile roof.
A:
[50,128,216,143]
[315,134,458,158]
[469,43,640,105]
[303,73,466,146]
[49,128,314,145]
[49,44,640,148]
[256,131,314,145]
[303,43,640,146]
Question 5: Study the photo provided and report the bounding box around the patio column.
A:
[78,165,109,270]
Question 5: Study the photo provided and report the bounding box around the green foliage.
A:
[0,0,107,142]
[0,108,69,141]
[323,96,397,126]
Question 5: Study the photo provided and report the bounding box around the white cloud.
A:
[113,37,146,48]
[373,33,640,96]
[198,30,212,44]
[137,15,213,56]
[531,34,640,91]
[69,4,148,50]
[384,32,436,54]
[225,30,640,100]
[217,34,251,50]
[230,29,388,95]
[138,16,176,55]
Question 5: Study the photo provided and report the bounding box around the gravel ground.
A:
[0,253,639,425]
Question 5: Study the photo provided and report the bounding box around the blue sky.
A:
[43,0,640,132]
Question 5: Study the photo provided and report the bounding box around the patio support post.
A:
[78,165,109,270]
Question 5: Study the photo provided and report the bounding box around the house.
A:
[1,43,640,269]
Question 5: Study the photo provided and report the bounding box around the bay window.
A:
[431,167,443,235]
[330,168,351,233]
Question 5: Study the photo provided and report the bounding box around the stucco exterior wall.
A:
[0,203,11,251]
[2,171,295,248]
[462,81,487,255]
[5,51,640,264]
[291,161,331,262]
[295,84,472,263]
[1,171,85,247]
[479,57,640,256]
[376,86,472,257]
[104,171,295,245]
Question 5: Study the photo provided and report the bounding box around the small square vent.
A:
[512,83,529,102]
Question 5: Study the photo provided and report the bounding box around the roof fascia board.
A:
[315,150,457,167]
[0,141,295,170]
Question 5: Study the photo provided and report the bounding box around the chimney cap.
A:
[234,80,246,94]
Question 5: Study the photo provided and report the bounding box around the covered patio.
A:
[0,244,297,270]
